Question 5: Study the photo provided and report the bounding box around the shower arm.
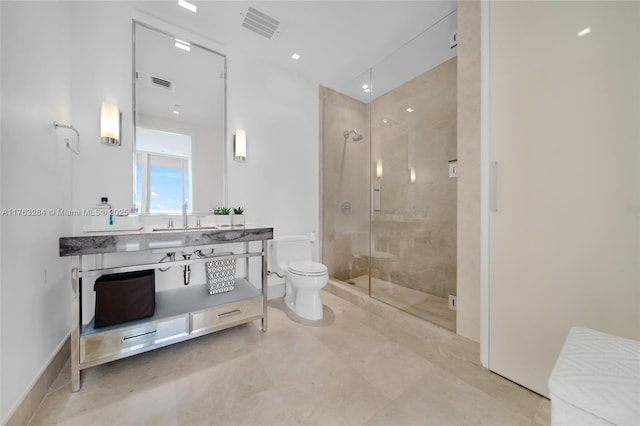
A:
[53,121,80,155]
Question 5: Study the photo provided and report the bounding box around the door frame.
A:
[479,0,490,368]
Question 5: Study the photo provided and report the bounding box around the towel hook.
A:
[53,121,80,155]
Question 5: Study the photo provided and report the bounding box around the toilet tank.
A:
[270,235,312,275]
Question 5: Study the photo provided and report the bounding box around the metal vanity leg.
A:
[261,241,268,332]
[70,256,81,391]
[244,242,250,281]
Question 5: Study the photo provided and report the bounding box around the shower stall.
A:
[320,11,458,331]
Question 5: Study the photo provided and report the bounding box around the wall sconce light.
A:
[234,129,247,162]
[100,101,121,146]
[376,159,383,179]
[409,167,416,184]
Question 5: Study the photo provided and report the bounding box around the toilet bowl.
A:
[270,235,329,321]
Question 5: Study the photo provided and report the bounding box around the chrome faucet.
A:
[182,200,188,228]
[182,253,191,286]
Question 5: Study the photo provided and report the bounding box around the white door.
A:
[488,1,640,397]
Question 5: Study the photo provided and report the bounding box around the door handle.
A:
[371,182,381,215]
[121,329,157,343]
[217,309,242,319]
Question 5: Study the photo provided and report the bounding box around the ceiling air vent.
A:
[150,76,174,91]
[242,7,280,39]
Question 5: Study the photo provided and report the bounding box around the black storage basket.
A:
[94,269,155,327]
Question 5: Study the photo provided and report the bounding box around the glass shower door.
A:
[368,11,458,331]
[320,10,459,333]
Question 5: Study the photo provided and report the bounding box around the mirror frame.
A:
[132,20,228,214]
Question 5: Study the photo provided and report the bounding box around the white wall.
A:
[0,1,73,421]
[69,2,318,236]
[68,0,319,264]
[69,1,134,220]
[1,2,319,419]
[227,54,319,238]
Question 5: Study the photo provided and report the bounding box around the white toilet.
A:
[270,235,329,321]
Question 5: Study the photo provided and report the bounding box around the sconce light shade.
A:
[100,102,121,146]
[234,129,247,161]
[376,159,383,179]
[409,167,416,183]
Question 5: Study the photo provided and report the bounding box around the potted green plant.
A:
[212,206,231,226]
[232,206,245,227]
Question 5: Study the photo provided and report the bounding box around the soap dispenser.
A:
[96,197,113,226]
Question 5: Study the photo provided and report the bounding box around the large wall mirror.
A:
[133,21,226,214]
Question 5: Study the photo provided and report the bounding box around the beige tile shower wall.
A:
[456,0,481,342]
[370,58,457,299]
[320,86,370,281]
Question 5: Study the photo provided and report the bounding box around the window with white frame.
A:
[134,127,192,214]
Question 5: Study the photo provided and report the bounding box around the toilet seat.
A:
[288,260,328,277]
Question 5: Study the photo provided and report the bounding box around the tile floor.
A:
[345,275,456,332]
[29,290,549,426]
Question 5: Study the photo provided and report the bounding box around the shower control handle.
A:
[340,202,352,215]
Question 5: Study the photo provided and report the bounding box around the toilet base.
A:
[285,285,324,321]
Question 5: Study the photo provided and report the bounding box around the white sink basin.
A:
[152,226,220,232]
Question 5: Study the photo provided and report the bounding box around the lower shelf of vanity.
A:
[78,278,263,368]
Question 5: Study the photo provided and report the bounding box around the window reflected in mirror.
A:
[135,127,192,213]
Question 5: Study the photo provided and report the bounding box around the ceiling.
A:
[131,1,457,93]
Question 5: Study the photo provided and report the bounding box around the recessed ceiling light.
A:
[291,53,300,60]
[178,0,197,13]
[173,110,180,115]
[577,27,591,37]
[382,118,388,124]
[175,39,191,52]
[406,108,414,112]
[364,88,371,93]
[362,84,369,89]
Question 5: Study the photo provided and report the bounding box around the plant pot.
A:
[214,214,231,227]
[231,214,245,227]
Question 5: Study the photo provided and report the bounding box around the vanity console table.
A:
[59,226,273,391]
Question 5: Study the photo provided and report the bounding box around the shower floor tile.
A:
[345,275,456,332]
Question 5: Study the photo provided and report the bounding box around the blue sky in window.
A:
[150,166,185,211]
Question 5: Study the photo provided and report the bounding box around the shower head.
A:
[343,129,364,142]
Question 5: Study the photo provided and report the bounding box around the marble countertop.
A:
[59,225,273,256]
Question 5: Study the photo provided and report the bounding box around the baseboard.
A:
[3,335,70,426]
